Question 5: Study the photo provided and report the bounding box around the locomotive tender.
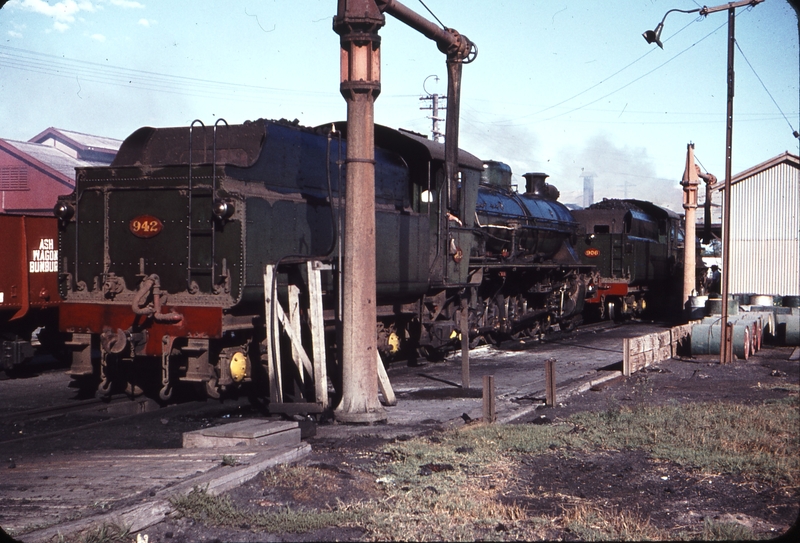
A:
[54,118,590,402]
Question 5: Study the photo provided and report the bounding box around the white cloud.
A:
[7,30,24,38]
[107,0,144,8]
[53,20,70,32]
[90,33,105,42]
[138,18,155,27]
[13,0,96,23]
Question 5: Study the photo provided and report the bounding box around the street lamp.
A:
[643,0,764,364]
[642,8,700,49]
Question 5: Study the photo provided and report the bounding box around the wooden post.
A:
[482,374,495,423]
[376,352,397,406]
[263,266,282,403]
[307,261,328,408]
[545,358,556,407]
[287,284,303,384]
[622,337,631,376]
[461,297,470,390]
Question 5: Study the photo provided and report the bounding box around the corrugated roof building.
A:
[0,128,121,215]
[715,151,799,297]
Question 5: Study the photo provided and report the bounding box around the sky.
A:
[1,0,798,211]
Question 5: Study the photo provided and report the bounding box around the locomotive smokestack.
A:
[523,172,549,197]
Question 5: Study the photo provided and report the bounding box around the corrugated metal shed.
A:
[28,127,121,163]
[2,139,101,180]
[1,128,121,215]
[714,152,800,297]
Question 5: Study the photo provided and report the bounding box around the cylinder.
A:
[687,295,708,320]
[732,324,750,360]
[774,311,800,346]
[782,296,800,308]
[691,322,720,355]
[691,320,750,359]
[706,296,738,316]
[750,295,774,307]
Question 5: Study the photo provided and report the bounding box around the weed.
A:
[170,486,356,533]
[221,454,238,467]
[702,517,758,541]
[560,503,670,541]
[54,522,132,543]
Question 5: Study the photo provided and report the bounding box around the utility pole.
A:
[420,75,445,142]
[643,0,764,364]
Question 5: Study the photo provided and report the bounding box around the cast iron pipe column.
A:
[333,0,387,423]
[681,143,700,311]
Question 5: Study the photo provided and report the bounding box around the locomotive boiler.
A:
[54,118,589,404]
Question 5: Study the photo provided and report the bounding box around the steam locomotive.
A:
[53,118,593,401]
[573,199,684,321]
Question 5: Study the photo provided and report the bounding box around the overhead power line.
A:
[0,44,335,103]
[734,39,800,139]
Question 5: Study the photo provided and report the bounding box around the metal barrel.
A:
[774,310,800,346]
[782,295,800,308]
[750,295,775,307]
[687,295,708,320]
[690,320,751,359]
[732,324,750,360]
[690,323,720,355]
[735,314,764,353]
[705,296,739,316]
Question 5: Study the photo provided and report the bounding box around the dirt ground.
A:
[132,345,799,543]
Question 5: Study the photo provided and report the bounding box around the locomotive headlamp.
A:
[53,201,74,220]
[212,199,235,220]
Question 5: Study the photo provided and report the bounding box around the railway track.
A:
[0,394,156,426]
[0,395,162,446]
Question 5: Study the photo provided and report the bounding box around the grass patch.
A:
[702,517,759,541]
[170,486,357,533]
[559,503,671,541]
[54,523,132,543]
[169,397,798,540]
[564,399,800,484]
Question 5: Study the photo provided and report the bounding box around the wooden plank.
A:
[183,428,301,449]
[20,444,311,543]
[308,261,329,408]
[377,352,397,406]
[287,284,304,384]
[182,420,300,448]
[274,301,314,378]
[263,266,282,403]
